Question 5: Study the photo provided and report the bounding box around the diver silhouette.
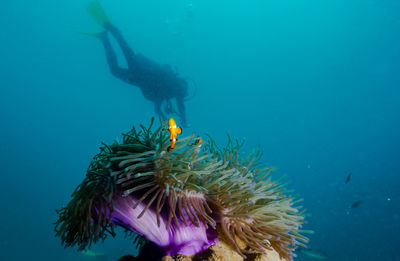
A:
[86,1,190,126]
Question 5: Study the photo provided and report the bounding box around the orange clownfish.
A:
[164,118,182,151]
[193,137,203,147]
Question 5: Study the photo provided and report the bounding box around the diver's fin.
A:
[70,29,107,39]
[87,0,110,27]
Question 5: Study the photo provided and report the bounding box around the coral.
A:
[55,119,308,260]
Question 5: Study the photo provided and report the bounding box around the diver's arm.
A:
[176,96,187,127]
[154,100,167,121]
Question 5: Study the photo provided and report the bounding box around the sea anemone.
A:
[55,118,308,260]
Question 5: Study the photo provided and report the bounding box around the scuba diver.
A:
[85,1,190,126]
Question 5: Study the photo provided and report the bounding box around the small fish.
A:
[299,248,328,259]
[80,249,105,256]
[351,200,362,208]
[306,164,318,172]
[193,137,203,146]
[163,118,182,151]
[345,173,352,184]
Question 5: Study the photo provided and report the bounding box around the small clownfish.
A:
[193,137,203,147]
[164,118,182,151]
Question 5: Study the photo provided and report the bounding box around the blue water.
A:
[1,0,399,260]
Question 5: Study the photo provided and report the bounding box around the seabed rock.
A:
[135,227,285,261]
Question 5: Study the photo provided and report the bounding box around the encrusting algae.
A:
[55,118,309,260]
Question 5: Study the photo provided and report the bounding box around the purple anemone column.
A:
[111,194,218,256]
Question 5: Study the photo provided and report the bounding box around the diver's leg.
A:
[176,97,187,127]
[99,32,130,80]
[104,22,135,69]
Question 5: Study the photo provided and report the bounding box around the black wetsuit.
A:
[98,23,189,126]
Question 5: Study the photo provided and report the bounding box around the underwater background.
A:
[1,0,399,260]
